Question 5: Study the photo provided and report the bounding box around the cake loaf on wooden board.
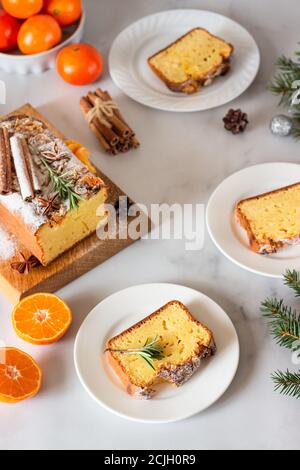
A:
[236,182,300,254]
[148,27,233,94]
[106,300,216,399]
[0,104,150,304]
[0,114,108,266]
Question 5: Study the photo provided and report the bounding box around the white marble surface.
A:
[0,0,299,450]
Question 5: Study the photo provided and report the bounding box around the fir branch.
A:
[261,299,300,352]
[276,55,300,73]
[269,73,297,106]
[262,271,300,399]
[106,336,165,370]
[272,370,300,398]
[268,51,300,107]
[41,158,82,210]
[284,270,300,297]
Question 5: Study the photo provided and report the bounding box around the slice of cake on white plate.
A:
[0,115,108,266]
[148,27,233,94]
[236,182,300,254]
[106,300,216,399]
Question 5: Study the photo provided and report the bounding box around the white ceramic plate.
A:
[207,162,300,278]
[109,9,260,112]
[74,283,239,424]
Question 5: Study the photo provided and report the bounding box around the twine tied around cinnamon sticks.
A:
[86,98,119,128]
[80,88,140,156]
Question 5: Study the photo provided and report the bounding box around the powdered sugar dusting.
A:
[0,192,46,232]
[0,223,17,260]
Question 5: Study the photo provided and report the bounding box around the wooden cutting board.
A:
[0,104,148,304]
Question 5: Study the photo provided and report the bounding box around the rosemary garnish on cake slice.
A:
[41,158,82,210]
[106,336,165,370]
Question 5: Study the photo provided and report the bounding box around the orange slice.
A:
[12,293,72,345]
[0,348,42,403]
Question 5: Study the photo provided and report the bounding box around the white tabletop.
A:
[0,0,299,451]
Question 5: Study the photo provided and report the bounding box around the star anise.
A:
[37,193,61,216]
[11,253,40,275]
[40,142,70,162]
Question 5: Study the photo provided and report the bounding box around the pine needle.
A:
[284,270,300,297]
[261,298,300,351]
[272,370,300,398]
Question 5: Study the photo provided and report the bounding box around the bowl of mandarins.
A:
[0,0,85,74]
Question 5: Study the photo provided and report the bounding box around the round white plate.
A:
[207,162,300,278]
[109,9,260,112]
[74,283,239,424]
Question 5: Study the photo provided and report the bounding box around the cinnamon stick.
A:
[90,122,112,154]
[96,89,136,137]
[120,143,130,153]
[88,91,132,139]
[80,97,119,147]
[97,89,140,148]
[21,138,41,194]
[10,135,34,201]
[0,127,12,194]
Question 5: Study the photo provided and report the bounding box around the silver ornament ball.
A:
[270,114,293,137]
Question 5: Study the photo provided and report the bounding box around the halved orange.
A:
[12,293,72,345]
[0,347,42,403]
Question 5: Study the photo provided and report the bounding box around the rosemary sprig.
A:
[41,158,82,210]
[106,336,165,370]
[272,370,300,398]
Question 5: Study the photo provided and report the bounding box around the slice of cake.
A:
[148,27,233,94]
[236,182,300,254]
[106,300,216,399]
[0,115,108,266]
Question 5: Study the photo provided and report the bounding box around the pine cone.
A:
[223,109,249,134]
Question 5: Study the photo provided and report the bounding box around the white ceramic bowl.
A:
[0,12,85,75]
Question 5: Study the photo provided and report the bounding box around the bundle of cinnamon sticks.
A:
[80,88,140,156]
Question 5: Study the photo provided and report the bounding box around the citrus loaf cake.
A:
[148,28,233,94]
[106,300,216,399]
[236,182,300,254]
[0,115,108,266]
